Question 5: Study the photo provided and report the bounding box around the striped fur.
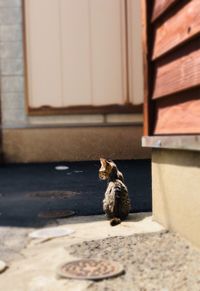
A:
[99,158,131,226]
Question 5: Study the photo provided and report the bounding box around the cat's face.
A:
[99,158,113,180]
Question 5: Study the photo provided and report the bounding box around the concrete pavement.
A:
[0,213,164,291]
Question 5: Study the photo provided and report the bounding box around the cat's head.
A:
[99,158,117,180]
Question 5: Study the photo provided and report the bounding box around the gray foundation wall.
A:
[3,126,151,163]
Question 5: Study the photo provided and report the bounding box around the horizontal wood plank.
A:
[152,0,200,60]
[28,103,143,116]
[151,0,179,22]
[154,88,200,134]
[152,38,200,99]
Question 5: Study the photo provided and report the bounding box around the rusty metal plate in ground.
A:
[57,259,124,280]
[38,209,75,219]
[27,190,79,199]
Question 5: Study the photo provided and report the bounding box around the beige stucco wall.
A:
[152,149,200,248]
[2,125,151,163]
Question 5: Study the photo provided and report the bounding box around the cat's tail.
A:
[110,217,121,226]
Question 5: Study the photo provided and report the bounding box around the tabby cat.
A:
[99,158,131,226]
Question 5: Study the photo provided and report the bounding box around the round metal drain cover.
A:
[38,209,75,219]
[57,259,124,280]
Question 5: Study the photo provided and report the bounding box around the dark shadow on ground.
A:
[0,160,151,227]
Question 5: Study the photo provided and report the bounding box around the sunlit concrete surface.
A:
[0,213,164,291]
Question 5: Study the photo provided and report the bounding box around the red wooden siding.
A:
[152,0,200,60]
[151,0,179,22]
[143,0,200,135]
[154,88,200,134]
[153,39,200,99]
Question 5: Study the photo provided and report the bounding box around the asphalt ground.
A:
[0,160,151,228]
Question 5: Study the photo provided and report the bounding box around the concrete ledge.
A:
[142,135,200,151]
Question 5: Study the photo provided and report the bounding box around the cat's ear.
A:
[100,158,108,166]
